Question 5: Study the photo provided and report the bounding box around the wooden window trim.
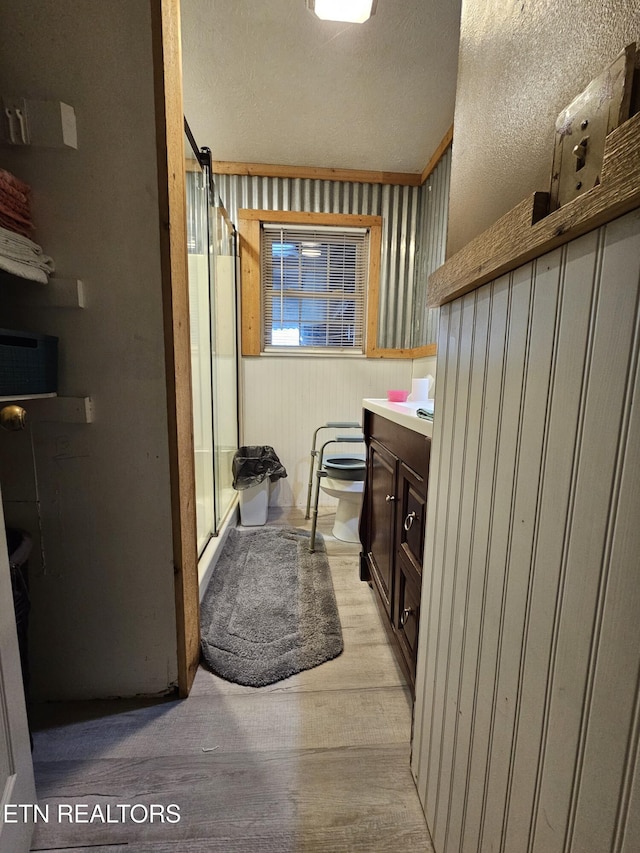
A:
[239,209,383,357]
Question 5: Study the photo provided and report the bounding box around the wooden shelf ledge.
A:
[428,111,640,308]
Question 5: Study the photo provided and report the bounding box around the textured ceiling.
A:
[180,0,461,174]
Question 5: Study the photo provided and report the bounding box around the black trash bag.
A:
[232,446,287,491]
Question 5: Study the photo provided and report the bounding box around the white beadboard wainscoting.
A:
[412,208,640,853]
[412,354,437,386]
[241,356,413,507]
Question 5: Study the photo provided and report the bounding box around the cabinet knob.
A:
[385,494,396,502]
[404,511,417,531]
[400,607,414,627]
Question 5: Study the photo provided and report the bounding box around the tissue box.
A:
[0,329,58,396]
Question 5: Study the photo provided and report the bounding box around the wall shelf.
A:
[0,395,93,423]
[22,277,85,308]
[428,111,640,307]
[0,270,84,308]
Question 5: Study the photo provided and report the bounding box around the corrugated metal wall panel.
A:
[413,147,451,347]
[411,208,640,852]
[217,173,435,349]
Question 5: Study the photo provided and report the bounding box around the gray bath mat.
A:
[200,526,343,687]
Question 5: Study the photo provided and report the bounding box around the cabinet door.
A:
[394,552,421,685]
[366,438,397,616]
[397,461,427,576]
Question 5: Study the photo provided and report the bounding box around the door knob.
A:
[385,494,396,502]
[0,405,27,431]
[404,511,416,531]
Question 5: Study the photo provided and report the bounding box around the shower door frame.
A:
[152,0,240,697]
[184,123,218,554]
[151,0,200,697]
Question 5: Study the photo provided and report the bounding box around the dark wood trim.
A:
[150,0,200,698]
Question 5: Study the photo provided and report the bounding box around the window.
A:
[239,210,382,357]
[262,223,368,351]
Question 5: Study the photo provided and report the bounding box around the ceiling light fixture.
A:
[307,0,377,24]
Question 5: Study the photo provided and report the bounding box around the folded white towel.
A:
[0,224,55,275]
[0,253,49,283]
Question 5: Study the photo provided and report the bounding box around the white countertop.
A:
[362,398,434,438]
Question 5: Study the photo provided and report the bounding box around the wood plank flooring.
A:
[29,508,434,852]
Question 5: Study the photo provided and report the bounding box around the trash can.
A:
[6,527,32,745]
[238,481,270,527]
[232,446,287,526]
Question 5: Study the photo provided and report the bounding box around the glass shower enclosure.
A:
[184,123,239,554]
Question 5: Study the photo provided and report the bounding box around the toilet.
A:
[320,454,366,543]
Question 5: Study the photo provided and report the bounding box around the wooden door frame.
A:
[150,0,200,698]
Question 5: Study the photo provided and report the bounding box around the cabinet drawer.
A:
[366,411,430,481]
[394,555,421,685]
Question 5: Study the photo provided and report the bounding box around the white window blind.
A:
[261,223,369,351]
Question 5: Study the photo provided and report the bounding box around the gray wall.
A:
[0,0,177,699]
[447,0,639,255]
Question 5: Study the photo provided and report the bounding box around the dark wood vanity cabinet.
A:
[359,409,431,690]
[364,438,396,616]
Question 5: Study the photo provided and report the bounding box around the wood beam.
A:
[238,209,382,227]
[213,124,454,191]
[213,161,422,187]
[238,216,262,356]
[366,343,437,359]
[420,125,454,185]
[428,112,640,308]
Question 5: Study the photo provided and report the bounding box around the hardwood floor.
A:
[29,508,434,852]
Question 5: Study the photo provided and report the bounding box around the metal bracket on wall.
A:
[1,97,77,148]
[550,42,638,211]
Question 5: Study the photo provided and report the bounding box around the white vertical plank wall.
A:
[242,356,412,508]
[412,208,640,853]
